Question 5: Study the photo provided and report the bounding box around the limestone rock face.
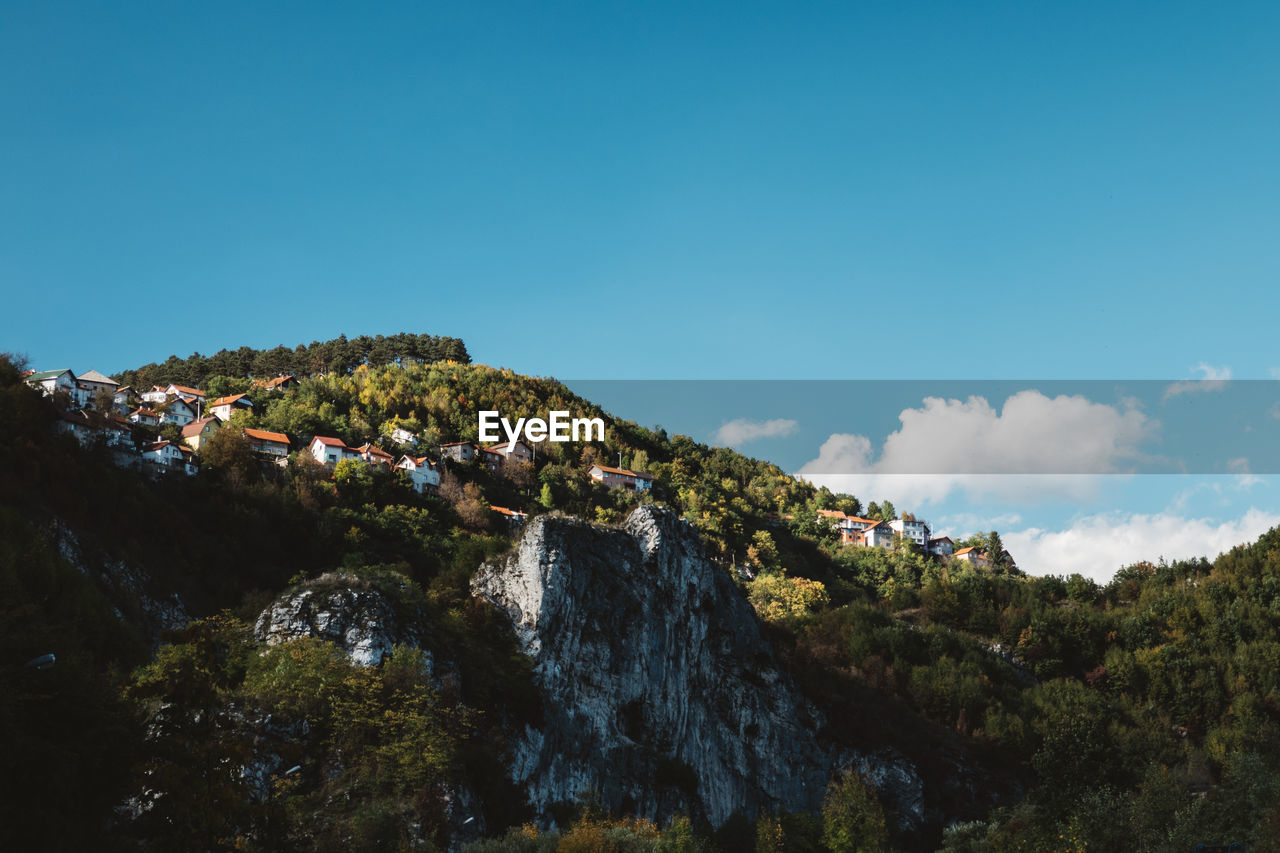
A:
[253,574,419,666]
[471,505,832,826]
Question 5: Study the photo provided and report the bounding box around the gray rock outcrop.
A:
[253,573,420,666]
[471,505,832,826]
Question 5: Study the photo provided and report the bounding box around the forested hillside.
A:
[4,346,1280,852]
[112,332,470,391]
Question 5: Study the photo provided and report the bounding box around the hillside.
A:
[4,344,1280,851]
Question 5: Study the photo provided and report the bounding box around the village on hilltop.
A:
[23,366,1000,563]
[23,367,656,531]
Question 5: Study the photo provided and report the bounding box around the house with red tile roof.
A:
[252,374,298,391]
[209,393,253,422]
[354,443,395,467]
[587,464,653,492]
[953,547,992,568]
[308,435,359,466]
[244,428,291,459]
[490,505,528,527]
[395,455,441,494]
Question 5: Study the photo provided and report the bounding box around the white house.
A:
[395,455,441,494]
[141,386,170,404]
[143,440,197,475]
[25,369,78,402]
[128,407,160,427]
[309,435,359,466]
[587,464,654,491]
[889,518,931,549]
[112,386,137,414]
[165,384,206,404]
[209,394,253,422]
[390,427,419,447]
[244,428,291,459]
[156,397,198,427]
[929,536,955,558]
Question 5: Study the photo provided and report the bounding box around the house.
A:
[181,417,220,451]
[128,407,160,427]
[143,440,197,475]
[478,446,506,473]
[156,397,198,427]
[112,386,138,414]
[390,427,419,447]
[841,520,895,549]
[76,369,118,395]
[56,410,133,449]
[439,441,477,463]
[487,440,533,465]
[141,385,171,404]
[953,547,992,568]
[252,374,298,391]
[817,510,887,545]
[209,393,253,422]
[74,369,119,409]
[490,505,528,527]
[25,369,78,402]
[354,443,395,468]
[244,428,291,460]
[928,536,955,558]
[395,455,441,494]
[309,435,359,466]
[587,464,654,491]
[165,384,206,404]
[888,517,931,549]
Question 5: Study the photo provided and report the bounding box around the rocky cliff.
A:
[253,572,423,667]
[471,505,833,826]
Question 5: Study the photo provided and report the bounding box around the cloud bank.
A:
[796,390,1153,505]
[1163,362,1232,401]
[1004,508,1280,583]
[713,417,799,446]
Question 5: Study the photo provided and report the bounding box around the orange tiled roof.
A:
[244,428,289,445]
[590,463,652,478]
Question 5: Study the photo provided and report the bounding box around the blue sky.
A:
[4,2,1280,576]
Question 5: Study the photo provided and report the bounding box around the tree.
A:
[200,425,256,483]
[538,482,555,510]
[821,770,888,853]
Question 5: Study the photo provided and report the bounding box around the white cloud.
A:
[1163,363,1233,401]
[795,390,1153,506]
[1004,508,1280,583]
[712,417,799,446]
[1269,367,1280,380]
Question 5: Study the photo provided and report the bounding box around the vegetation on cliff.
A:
[4,343,1280,851]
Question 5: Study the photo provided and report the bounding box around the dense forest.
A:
[4,343,1280,852]
[111,332,470,391]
